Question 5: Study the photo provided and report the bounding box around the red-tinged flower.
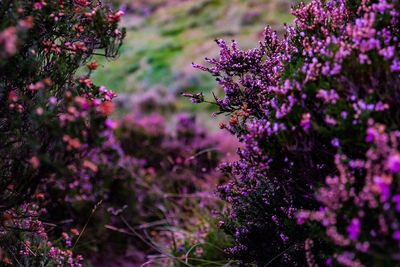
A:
[16,104,24,113]
[7,90,18,102]
[74,24,85,34]
[43,78,52,86]
[35,193,45,200]
[84,11,95,19]
[2,257,12,265]
[79,78,93,88]
[0,27,17,57]
[98,101,114,116]
[74,0,89,6]
[2,213,12,228]
[62,232,69,240]
[63,135,82,150]
[86,61,99,70]
[73,41,87,52]
[300,113,311,132]
[83,160,98,172]
[65,90,72,99]
[69,138,81,150]
[19,16,34,29]
[108,10,125,23]
[28,81,45,91]
[71,228,80,236]
[30,156,40,169]
[229,115,238,126]
[74,96,89,110]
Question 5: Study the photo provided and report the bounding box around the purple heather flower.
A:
[105,118,117,129]
[393,231,400,241]
[331,138,340,148]
[391,59,400,72]
[347,218,361,241]
[374,175,391,201]
[365,128,376,143]
[326,258,333,266]
[280,233,289,242]
[387,153,400,173]
[393,195,400,212]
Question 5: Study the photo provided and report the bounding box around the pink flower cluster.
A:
[299,123,400,265]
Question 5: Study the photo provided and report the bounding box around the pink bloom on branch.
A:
[108,10,125,22]
[19,16,34,29]
[34,2,45,10]
[30,156,40,169]
[49,96,57,105]
[0,27,17,57]
[36,107,44,116]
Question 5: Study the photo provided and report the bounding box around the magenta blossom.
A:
[347,218,361,241]
[387,153,400,173]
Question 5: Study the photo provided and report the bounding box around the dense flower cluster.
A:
[195,0,400,265]
[0,203,83,266]
[0,0,124,265]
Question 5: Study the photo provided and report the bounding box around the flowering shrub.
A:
[0,1,231,260]
[1,202,85,266]
[194,0,400,265]
[0,0,124,264]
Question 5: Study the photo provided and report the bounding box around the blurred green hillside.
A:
[92,0,295,112]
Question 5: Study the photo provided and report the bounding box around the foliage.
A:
[0,0,124,265]
[0,1,230,264]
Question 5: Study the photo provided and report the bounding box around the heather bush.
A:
[0,1,231,262]
[0,0,124,264]
[194,0,400,265]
